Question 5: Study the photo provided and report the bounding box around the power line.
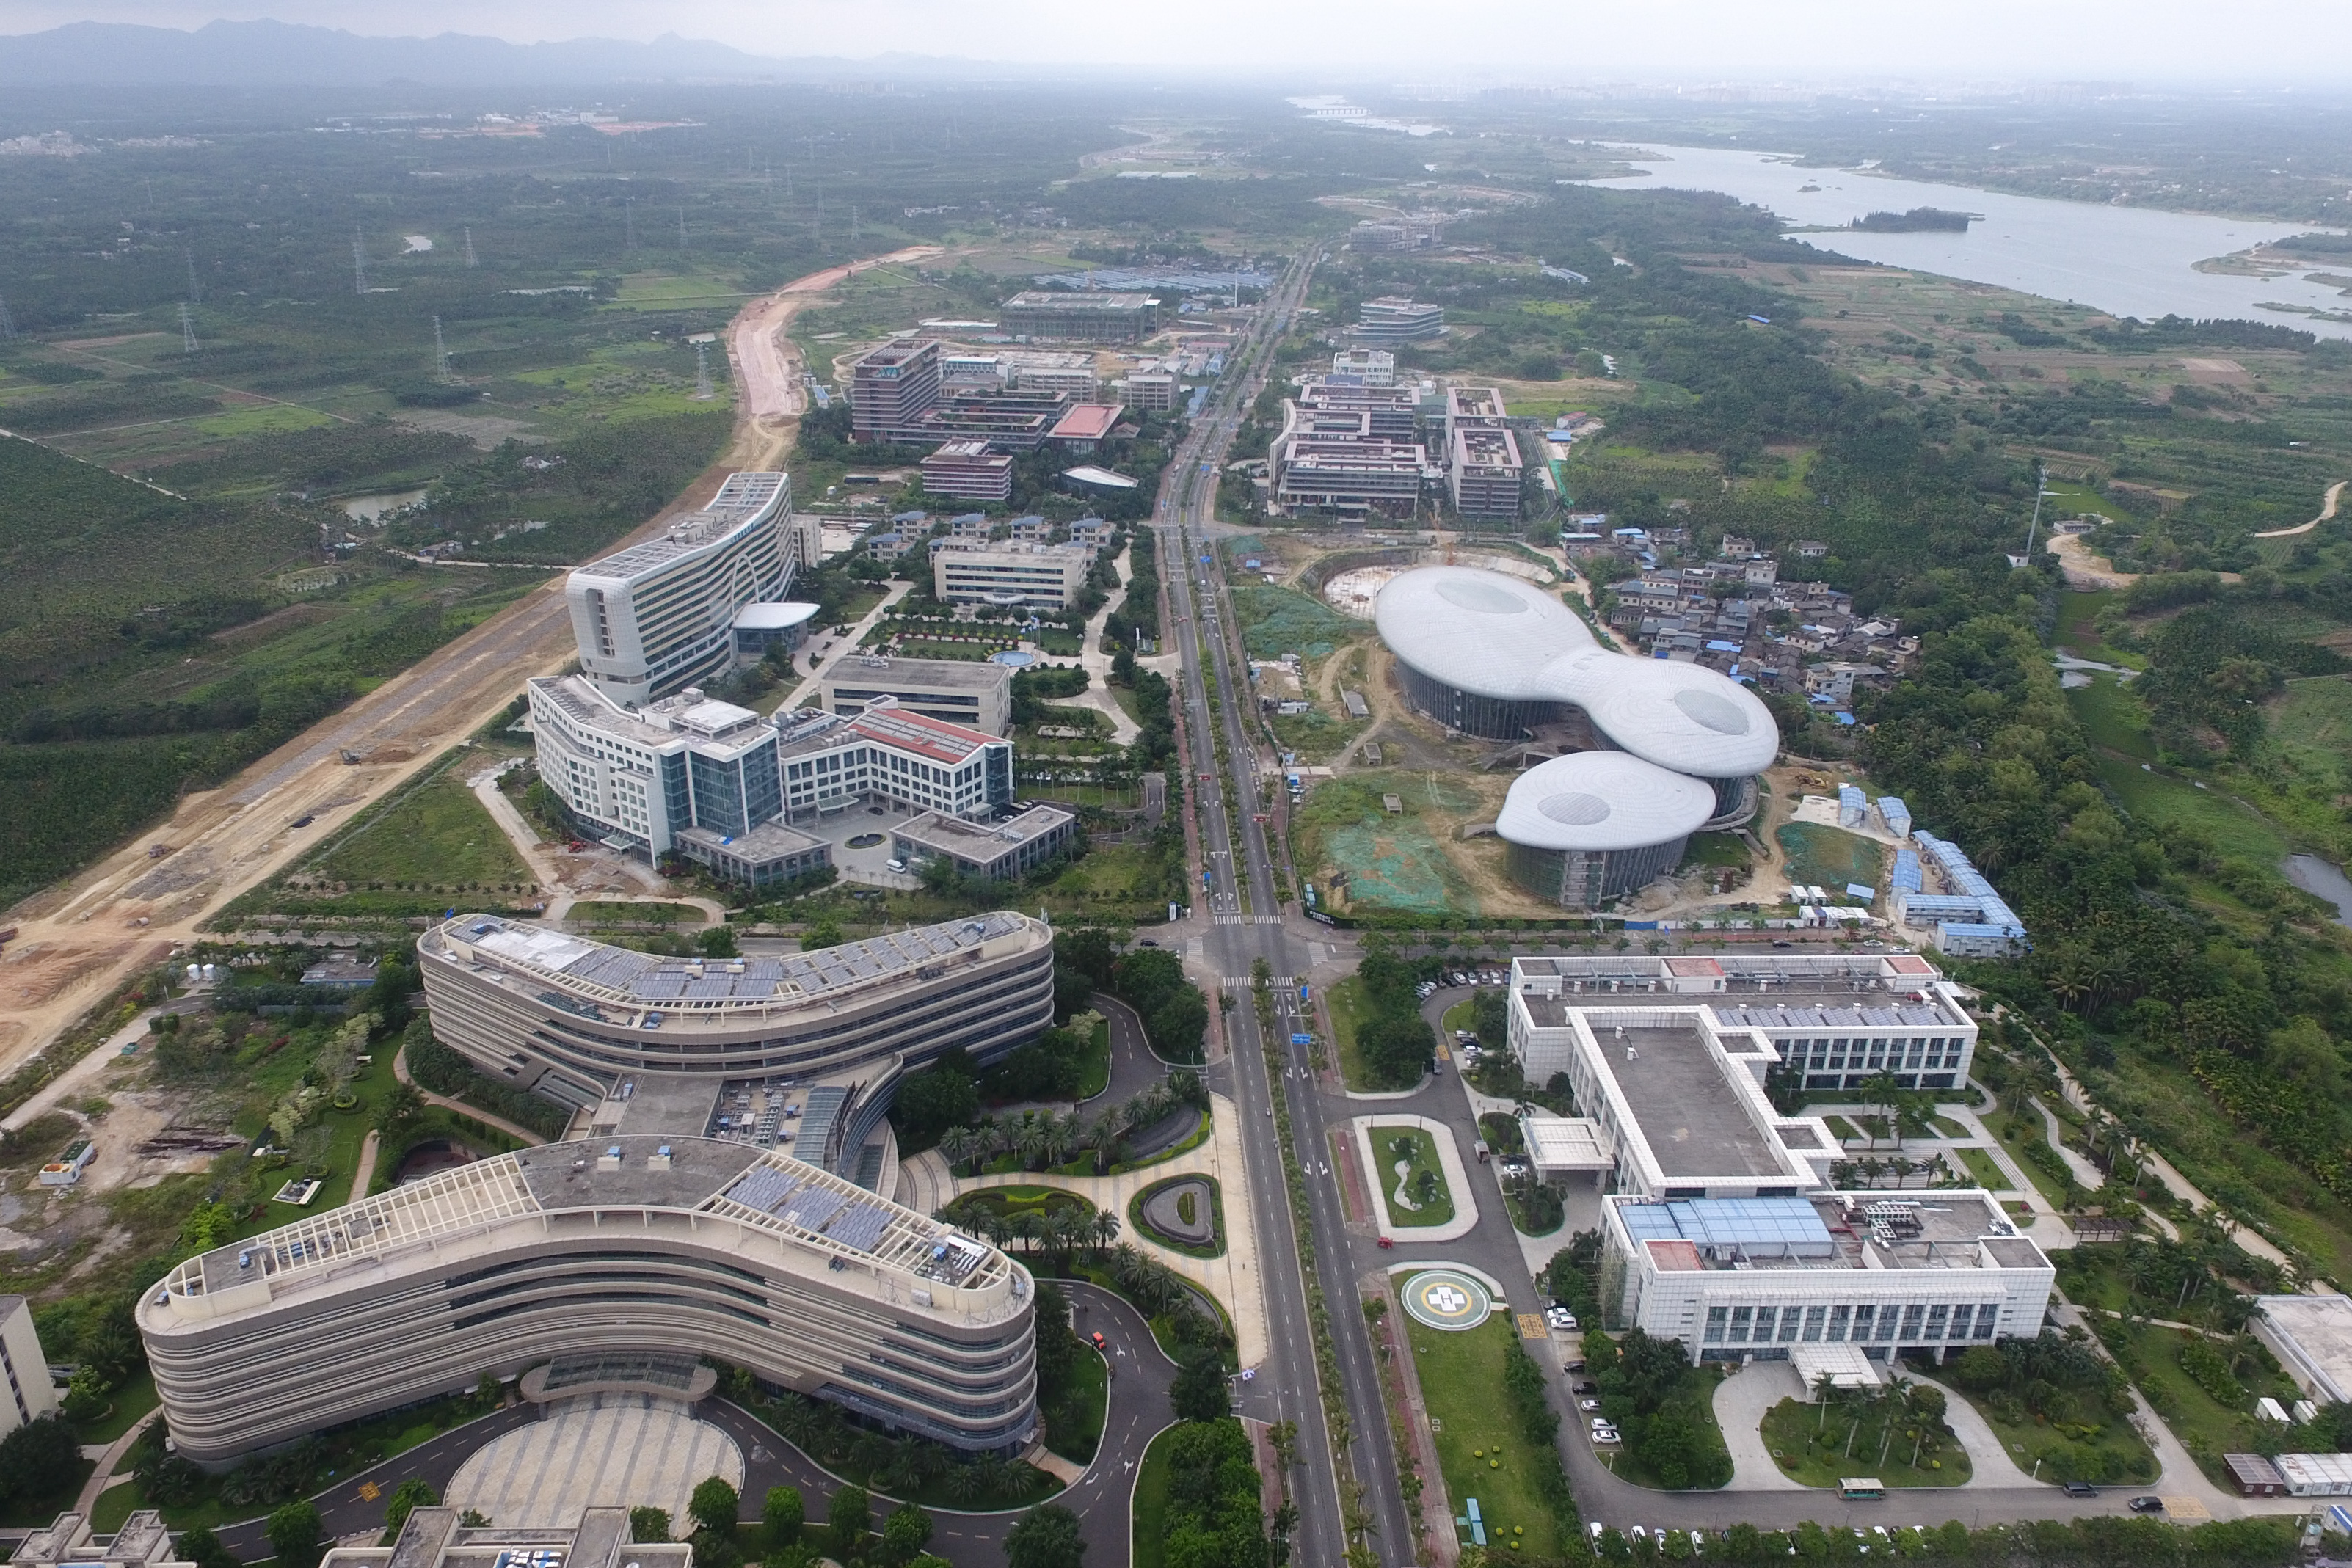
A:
[463,227,477,269]
[433,316,454,382]
[352,227,369,294]
[179,302,199,354]
[693,340,713,401]
[0,294,14,340]
[185,247,200,304]
[677,206,688,252]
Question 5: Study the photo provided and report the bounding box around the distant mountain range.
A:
[0,19,867,84]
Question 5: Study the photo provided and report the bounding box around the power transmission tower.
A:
[179,303,199,354]
[851,206,859,242]
[352,228,369,294]
[625,199,636,252]
[678,207,688,251]
[693,340,713,401]
[433,316,454,382]
[185,248,200,303]
[0,294,14,340]
[463,227,477,268]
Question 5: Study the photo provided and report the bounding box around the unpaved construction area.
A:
[0,252,938,1079]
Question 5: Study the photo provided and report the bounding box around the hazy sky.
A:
[6,0,2352,77]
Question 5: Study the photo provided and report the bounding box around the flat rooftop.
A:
[1606,1021,1783,1179]
[1619,1192,2045,1274]
[898,804,1074,857]
[2258,1294,2352,1401]
[820,657,1013,693]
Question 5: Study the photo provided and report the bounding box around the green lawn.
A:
[1758,1396,1970,1488]
[1076,1015,1111,1101]
[1955,1145,2014,1192]
[569,899,706,926]
[1327,975,1377,1090]
[1821,1115,1862,1144]
[1132,1422,1177,1568]
[1441,999,1478,1038]
[2116,1324,2294,1488]
[1373,1126,1455,1228]
[1986,1111,2078,1208]
[1933,1368,2157,1488]
[1405,1319,1561,1559]
[1044,1346,1110,1465]
[73,1366,159,1445]
[1128,1175,1226,1259]
[307,767,532,891]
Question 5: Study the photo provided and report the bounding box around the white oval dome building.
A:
[1496,753,1716,907]
[1372,565,1780,905]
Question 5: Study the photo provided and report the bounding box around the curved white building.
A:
[1496,753,1716,908]
[568,472,797,706]
[137,1135,1036,1465]
[1374,566,1777,825]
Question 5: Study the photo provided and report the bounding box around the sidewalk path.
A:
[0,998,200,1134]
[393,1043,552,1148]
[72,1407,164,1515]
[350,1129,382,1203]
[921,1094,1270,1368]
[2031,1096,2106,1190]
[1711,1360,1810,1492]
[1904,1369,2039,1489]
[772,582,913,714]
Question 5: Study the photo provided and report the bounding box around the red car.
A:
[1377,1236,1394,1250]
[1091,1332,1107,1351]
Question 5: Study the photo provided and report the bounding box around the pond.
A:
[991,650,1037,667]
[2284,853,2352,928]
[341,488,429,522]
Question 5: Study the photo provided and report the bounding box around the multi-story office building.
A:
[1331,347,1397,385]
[1001,291,1160,343]
[415,910,1055,1128]
[10,1511,186,1568]
[850,337,944,443]
[1297,379,1421,440]
[137,1134,1039,1463]
[1508,950,1978,1120]
[933,541,1095,608]
[0,1298,55,1435]
[1355,296,1445,343]
[528,677,793,862]
[1450,426,1525,520]
[913,387,1074,451]
[1271,433,1430,517]
[328,1510,688,1568]
[1008,361,1102,400]
[1124,371,1178,412]
[1604,1191,2053,1367]
[920,441,1014,502]
[892,804,1079,882]
[565,473,796,706]
[776,701,1015,823]
[820,656,1013,734]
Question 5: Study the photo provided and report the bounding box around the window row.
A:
[1701,1301,2000,1346]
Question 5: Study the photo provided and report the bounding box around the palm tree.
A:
[1014,1113,1049,1170]
[1813,1370,1841,1430]
[1878,1377,1915,1467]
[1090,1209,1121,1256]
[1087,1108,1128,1175]
[773,1396,826,1452]
[944,1464,986,1504]
[939,1125,980,1177]
[1008,1208,1045,1255]
[1041,1112,1079,1169]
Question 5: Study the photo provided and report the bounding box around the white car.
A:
[1588,1522,1605,1546]
[884,858,908,873]
[1690,1531,1707,1556]
[1592,1426,1620,1445]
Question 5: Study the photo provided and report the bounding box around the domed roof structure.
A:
[1495,752,1716,852]
[1372,565,1778,778]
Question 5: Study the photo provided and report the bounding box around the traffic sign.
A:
[1292,1034,1314,1045]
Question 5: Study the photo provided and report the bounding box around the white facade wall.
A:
[567,473,795,706]
[0,1298,55,1434]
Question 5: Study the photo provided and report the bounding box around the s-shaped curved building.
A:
[1373,566,1780,905]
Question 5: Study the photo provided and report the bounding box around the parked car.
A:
[2063,1481,2098,1498]
[2127,1497,2163,1514]
[1572,1380,1598,1395]
[1588,1523,1604,1547]
[1690,1531,1708,1556]
[885,858,908,873]
[1579,1398,1602,1412]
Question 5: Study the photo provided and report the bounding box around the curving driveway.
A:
[209,1282,1174,1566]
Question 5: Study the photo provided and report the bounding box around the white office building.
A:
[774,701,1015,823]
[566,473,798,706]
[0,1297,56,1434]
[1606,1191,2055,1366]
[526,677,785,861]
[933,541,1095,608]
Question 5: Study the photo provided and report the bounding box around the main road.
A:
[1148,248,1422,1567]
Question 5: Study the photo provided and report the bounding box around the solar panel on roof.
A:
[684,978,738,1000]
[727,1168,798,1212]
[826,1203,891,1252]
[632,977,688,999]
[787,1190,847,1231]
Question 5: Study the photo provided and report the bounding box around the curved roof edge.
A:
[1496,751,1716,851]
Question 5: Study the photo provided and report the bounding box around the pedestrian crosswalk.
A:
[1217,974,1299,988]
[1212,914,1285,926]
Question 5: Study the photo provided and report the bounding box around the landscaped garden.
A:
[1584,1328,1734,1491]
[1932,1335,2157,1486]
[1760,1379,1971,1488]
[1129,1174,1224,1258]
[1372,1125,1454,1228]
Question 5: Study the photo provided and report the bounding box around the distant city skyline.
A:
[1,3,2348,81]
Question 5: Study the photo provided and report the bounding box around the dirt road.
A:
[723,245,942,470]
[0,249,939,1077]
[2254,478,2347,539]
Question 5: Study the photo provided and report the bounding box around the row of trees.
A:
[933,1068,1206,1176]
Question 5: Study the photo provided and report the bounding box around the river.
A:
[1581,145,2352,340]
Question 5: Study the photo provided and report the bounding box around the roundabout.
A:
[1399,1267,1493,1331]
